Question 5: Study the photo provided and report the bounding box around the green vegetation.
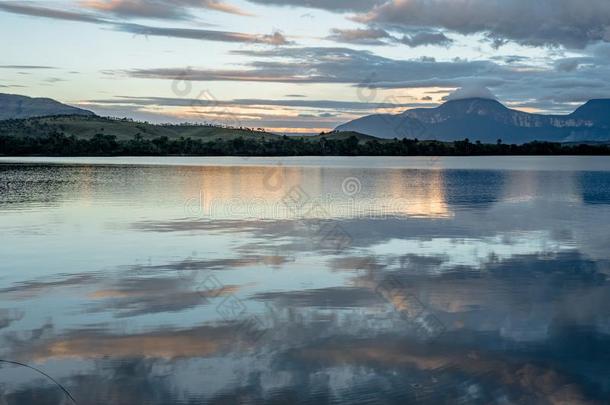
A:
[0,115,277,141]
[1,115,610,156]
[2,132,610,156]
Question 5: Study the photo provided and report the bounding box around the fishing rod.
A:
[0,359,76,404]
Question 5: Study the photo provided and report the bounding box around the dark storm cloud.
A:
[357,0,610,49]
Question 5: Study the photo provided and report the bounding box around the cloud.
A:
[112,43,610,113]
[125,47,502,87]
[0,2,284,45]
[445,85,497,101]
[244,0,385,12]
[251,287,384,308]
[327,28,391,45]
[116,23,289,44]
[42,77,66,83]
[399,31,453,47]
[232,98,429,109]
[16,324,257,361]
[126,67,320,83]
[81,94,433,132]
[82,0,253,19]
[89,276,240,317]
[0,309,24,330]
[288,336,598,403]
[325,27,453,48]
[0,274,100,299]
[554,57,594,72]
[591,43,610,59]
[88,95,430,110]
[0,1,106,23]
[357,0,610,49]
[0,65,56,69]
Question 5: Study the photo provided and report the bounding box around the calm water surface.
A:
[1,156,610,404]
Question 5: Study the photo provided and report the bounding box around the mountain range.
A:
[3,93,610,144]
[0,93,94,120]
[336,98,610,144]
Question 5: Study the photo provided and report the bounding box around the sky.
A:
[1,0,610,134]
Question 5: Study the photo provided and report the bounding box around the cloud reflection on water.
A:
[1,159,610,403]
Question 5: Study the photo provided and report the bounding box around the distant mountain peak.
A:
[582,98,610,104]
[573,98,610,112]
[570,98,610,125]
[444,97,503,104]
[0,93,95,120]
[438,97,507,112]
[336,97,610,144]
[401,97,509,122]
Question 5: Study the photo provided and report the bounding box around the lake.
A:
[1,156,609,404]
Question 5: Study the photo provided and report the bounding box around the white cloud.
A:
[446,85,497,101]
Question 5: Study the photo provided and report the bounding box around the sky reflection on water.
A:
[0,157,610,404]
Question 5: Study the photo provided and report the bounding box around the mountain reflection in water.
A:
[1,157,609,404]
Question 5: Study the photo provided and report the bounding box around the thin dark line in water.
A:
[0,359,77,404]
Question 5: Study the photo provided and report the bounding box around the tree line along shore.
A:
[2,132,610,156]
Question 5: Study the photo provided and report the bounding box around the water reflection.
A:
[1,157,610,404]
